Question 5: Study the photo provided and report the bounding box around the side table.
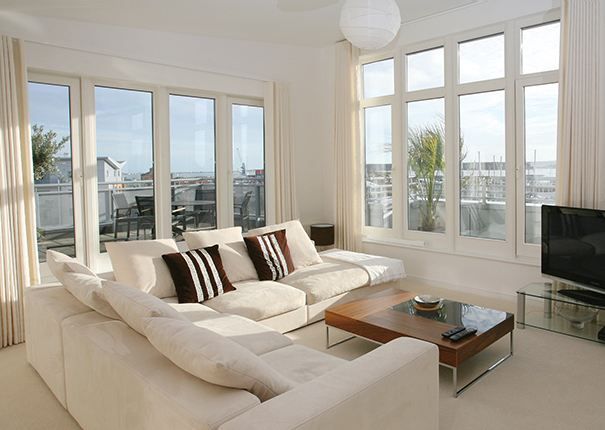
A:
[517,282,605,343]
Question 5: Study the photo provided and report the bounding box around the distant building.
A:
[35,156,126,186]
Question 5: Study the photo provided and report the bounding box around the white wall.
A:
[0,10,328,226]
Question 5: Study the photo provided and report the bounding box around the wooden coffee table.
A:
[325,288,514,397]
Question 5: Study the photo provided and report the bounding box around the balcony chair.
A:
[192,186,216,228]
[234,190,253,232]
[135,195,193,239]
[112,193,138,240]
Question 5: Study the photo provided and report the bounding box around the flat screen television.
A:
[542,204,605,303]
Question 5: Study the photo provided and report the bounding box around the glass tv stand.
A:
[516,283,605,343]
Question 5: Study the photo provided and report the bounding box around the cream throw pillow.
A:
[102,280,188,336]
[183,227,257,282]
[105,239,179,298]
[248,220,322,270]
[46,250,97,285]
[63,273,121,320]
[141,317,296,402]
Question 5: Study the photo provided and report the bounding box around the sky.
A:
[29,85,265,176]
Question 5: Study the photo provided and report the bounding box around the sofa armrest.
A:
[218,337,439,430]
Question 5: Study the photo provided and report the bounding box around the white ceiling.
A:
[0,0,481,48]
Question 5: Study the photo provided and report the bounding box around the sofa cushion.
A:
[102,280,188,336]
[260,344,347,385]
[105,239,179,298]
[162,298,222,322]
[248,220,322,269]
[162,245,236,303]
[193,314,293,355]
[141,317,296,402]
[278,260,370,305]
[183,227,258,282]
[63,272,121,320]
[244,229,295,281]
[46,250,97,285]
[202,280,306,322]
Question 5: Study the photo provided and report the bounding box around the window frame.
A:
[30,72,265,274]
[360,11,560,261]
[28,71,85,271]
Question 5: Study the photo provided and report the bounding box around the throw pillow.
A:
[102,279,189,336]
[105,239,179,298]
[63,272,121,320]
[244,229,295,281]
[183,227,258,282]
[248,220,322,270]
[140,317,296,402]
[161,245,236,303]
[46,250,97,285]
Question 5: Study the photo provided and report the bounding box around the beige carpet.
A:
[2,280,604,429]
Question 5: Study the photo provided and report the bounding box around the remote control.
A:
[449,327,477,341]
[442,326,466,338]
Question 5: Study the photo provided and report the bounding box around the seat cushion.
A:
[162,298,222,322]
[141,317,296,402]
[193,314,293,355]
[279,260,369,305]
[202,280,306,322]
[260,344,347,385]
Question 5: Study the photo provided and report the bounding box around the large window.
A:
[232,103,265,232]
[170,94,216,233]
[29,82,74,262]
[29,75,265,271]
[95,86,154,249]
[361,17,560,259]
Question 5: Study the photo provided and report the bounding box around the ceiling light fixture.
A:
[339,0,401,51]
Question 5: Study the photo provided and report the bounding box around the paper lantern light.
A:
[340,0,401,51]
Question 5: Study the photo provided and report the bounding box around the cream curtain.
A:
[263,81,299,224]
[0,36,39,348]
[557,0,605,209]
[334,41,361,252]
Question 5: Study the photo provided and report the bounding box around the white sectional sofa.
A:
[25,221,439,430]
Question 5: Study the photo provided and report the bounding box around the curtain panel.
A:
[0,36,39,348]
[334,41,362,252]
[557,0,605,209]
[263,81,299,224]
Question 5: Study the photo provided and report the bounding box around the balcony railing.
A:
[34,178,265,234]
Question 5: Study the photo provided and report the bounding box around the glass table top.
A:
[390,298,512,333]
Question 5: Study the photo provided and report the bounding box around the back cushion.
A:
[183,227,258,282]
[46,250,97,285]
[249,220,322,270]
[105,239,179,298]
[102,280,188,336]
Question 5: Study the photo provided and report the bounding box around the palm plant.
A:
[408,121,446,231]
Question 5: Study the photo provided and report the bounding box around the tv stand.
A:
[558,289,605,307]
[516,283,605,344]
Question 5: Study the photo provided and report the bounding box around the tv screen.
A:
[542,204,605,294]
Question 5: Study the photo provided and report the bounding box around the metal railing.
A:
[34,178,265,233]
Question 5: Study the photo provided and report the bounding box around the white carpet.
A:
[2,284,604,429]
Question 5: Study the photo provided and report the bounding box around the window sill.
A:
[363,235,540,267]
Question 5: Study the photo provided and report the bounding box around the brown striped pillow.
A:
[244,229,295,281]
[162,245,235,303]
